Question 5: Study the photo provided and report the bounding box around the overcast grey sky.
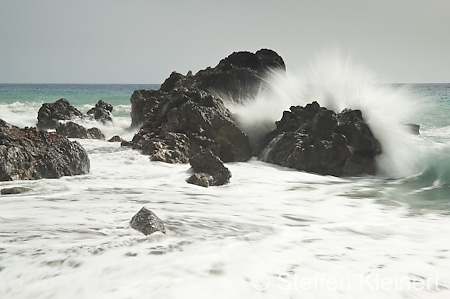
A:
[1,0,449,83]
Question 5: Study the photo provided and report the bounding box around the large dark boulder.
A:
[37,98,84,130]
[131,49,285,127]
[127,49,284,163]
[0,119,90,181]
[128,87,252,163]
[87,100,113,124]
[187,150,232,187]
[257,102,381,176]
[130,207,166,236]
[56,122,105,140]
[195,49,285,100]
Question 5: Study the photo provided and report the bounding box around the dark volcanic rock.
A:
[1,187,31,195]
[186,173,211,188]
[131,49,285,128]
[195,49,285,100]
[140,132,192,163]
[56,122,105,140]
[130,207,166,236]
[128,87,252,163]
[37,98,84,130]
[157,49,286,102]
[87,127,105,139]
[258,102,381,176]
[108,135,126,143]
[87,100,113,124]
[127,49,285,164]
[187,150,232,187]
[0,119,90,181]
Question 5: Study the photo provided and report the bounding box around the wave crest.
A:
[223,50,424,178]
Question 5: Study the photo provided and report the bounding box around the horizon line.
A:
[1,82,450,85]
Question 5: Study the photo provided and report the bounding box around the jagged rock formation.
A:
[131,49,285,128]
[128,87,252,163]
[130,207,166,236]
[37,98,83,130]
[87,100,113,124]
[187,150,232,187]
[0,119,90,181]
[257,102,381,176]
[37,98,113,139]
[127,49,285,163]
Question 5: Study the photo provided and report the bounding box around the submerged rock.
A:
[108,135,126,143]
[258,102,381,176]
[405,123,420,135]
[0,119,90,181]
[186,173,211,188]
[187,150,232,187]
[56,122,105,140]
[130,207,166,236]
[37,98,84,130]
[87,100,113,124]
[1,187,31,195]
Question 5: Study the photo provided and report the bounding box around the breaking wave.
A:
[222,50,450,183]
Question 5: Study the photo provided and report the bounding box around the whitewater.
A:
[1,55,450,298]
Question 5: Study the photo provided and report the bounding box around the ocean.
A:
[1,79,450,298]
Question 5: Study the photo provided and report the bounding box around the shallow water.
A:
[1,140,450,298]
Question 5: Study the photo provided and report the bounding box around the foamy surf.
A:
[1,141,450,299]
[222,51,444,181]
[1,72,450,298]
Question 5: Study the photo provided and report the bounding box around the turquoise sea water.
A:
[0,83,160,118]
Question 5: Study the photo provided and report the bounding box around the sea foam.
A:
[223,50,424,178]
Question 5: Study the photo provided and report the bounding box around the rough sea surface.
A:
[1,80,450,298]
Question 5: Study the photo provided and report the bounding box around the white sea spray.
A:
[223,50,428,178]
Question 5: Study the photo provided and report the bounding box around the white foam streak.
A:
[69,116,137,141]
[1,144,450,298]
[0,102,42,128]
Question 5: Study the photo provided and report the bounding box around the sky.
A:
[1,0,449,84]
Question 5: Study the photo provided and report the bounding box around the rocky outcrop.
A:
[187,150,232,187]
[0,119,90,181]
[128,87,252,163]
[37,98,84,130]
[56,122,105,140]
[178,49,285,101]
[130,49,285,127]
[37,99,112,139]
[127,49,285,163]
[87,100,113,124]
[130,207,166,236]
[258,102,381,176]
